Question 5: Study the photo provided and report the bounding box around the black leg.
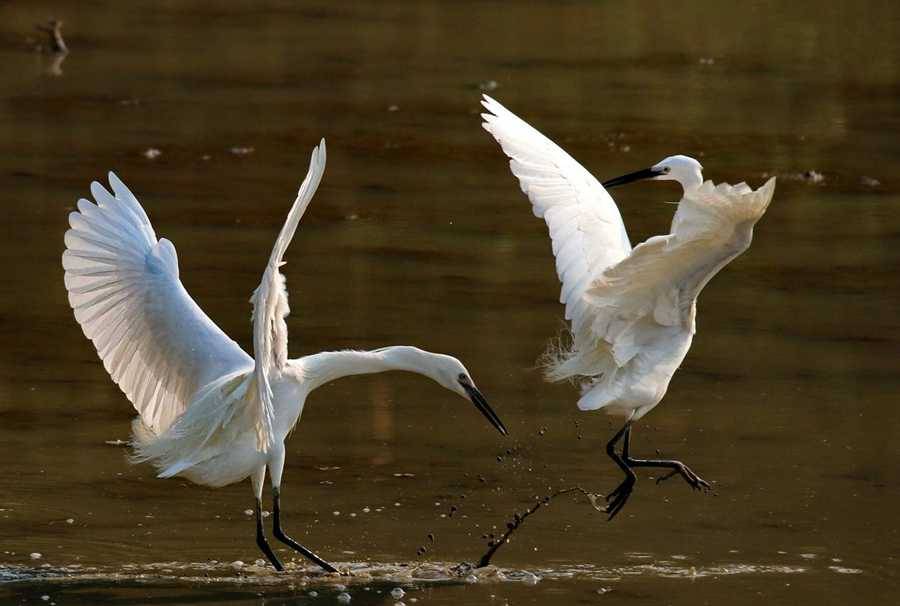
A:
[623,428,710,492]
[604,421,637,521]
[272,487,338,573]
[255,498,284,571]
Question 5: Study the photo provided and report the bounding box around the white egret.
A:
[481,95,775,519]
[62,139,508,571]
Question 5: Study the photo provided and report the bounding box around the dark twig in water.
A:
[476,486,597,568]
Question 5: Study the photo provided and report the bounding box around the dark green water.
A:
[1,1,897,604]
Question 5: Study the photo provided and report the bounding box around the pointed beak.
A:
[601,166,663,189]
[460,381,508,436]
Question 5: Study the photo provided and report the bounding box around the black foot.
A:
[654,462,711,491]
[273,527,337,573]
[255,498,284,571]
[272,488,338,573]
[257,530,284,571]
[604,476,635,521]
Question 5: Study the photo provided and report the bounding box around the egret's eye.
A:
[664,166,671,173]
[458,373,468,382]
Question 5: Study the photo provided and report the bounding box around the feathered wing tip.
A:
[688,176,777,222]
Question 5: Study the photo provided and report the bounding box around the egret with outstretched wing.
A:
[63,140,508,571]
[481,95,774,519]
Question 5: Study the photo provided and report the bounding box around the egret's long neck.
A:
[293,346,443,393]
[679,172,703,194]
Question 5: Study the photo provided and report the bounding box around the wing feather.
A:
[480,95,632,326]
[63,173,253,435]
[248,139,326,451]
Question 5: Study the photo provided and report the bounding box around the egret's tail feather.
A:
[128,369,257,485]
[539,328,613,383]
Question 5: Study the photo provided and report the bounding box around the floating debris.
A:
[786,170,824,184]
[390,587,405,599]
[229,146,255,156]
[698,57,715,65]
[828,566,863,574]
[337,592,352,603]
[104,439,127,446]
[30,553,42,560]
[392,473,415,478]
[35,19,67,54]
[387,105,400,112]
[860,176,880,187]
[479,80,499,92]
[142,148,162,160]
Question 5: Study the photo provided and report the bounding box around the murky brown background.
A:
[1,1,898,604]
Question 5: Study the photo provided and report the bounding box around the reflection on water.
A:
[1,0,899,605]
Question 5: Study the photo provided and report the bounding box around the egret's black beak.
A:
[460,379,508,436]
[602,166,663,189]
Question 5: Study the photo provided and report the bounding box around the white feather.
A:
[482,95,776,419]
[481,95,632,328]
[249,139,326,452]
[63,173,253,435]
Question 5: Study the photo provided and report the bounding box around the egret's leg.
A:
[251,466,284,571]
[603,420,637,521]
[622,427,710,492]
[268,444,337,573]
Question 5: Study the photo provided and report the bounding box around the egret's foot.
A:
[271,487,337,573]
[273,527,337,573]
[256,532,285,571]
[603,477,635,521]
[655,463,710,491]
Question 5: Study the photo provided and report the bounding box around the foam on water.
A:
[0,555,847,589]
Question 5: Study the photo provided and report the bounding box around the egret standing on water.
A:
[62,140,508,571]
[481,96,775,519]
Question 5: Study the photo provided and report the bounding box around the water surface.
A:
[1,1,898,604]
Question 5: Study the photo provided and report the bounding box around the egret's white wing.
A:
[481,95,632,333]
[63,174,253,434]
[585,178,777,367]
[248,139,326,451]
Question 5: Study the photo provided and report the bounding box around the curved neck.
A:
[293,346,444,392]
[678,173,703,194]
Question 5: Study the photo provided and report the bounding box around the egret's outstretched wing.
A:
[63,174,253,434]
[481,95,632,333]
[248,139,326,451]
[585,179,777,367]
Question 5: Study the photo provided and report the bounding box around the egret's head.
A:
[651,155,704,190]
[603,154,704,193]
[427,353,508,436]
